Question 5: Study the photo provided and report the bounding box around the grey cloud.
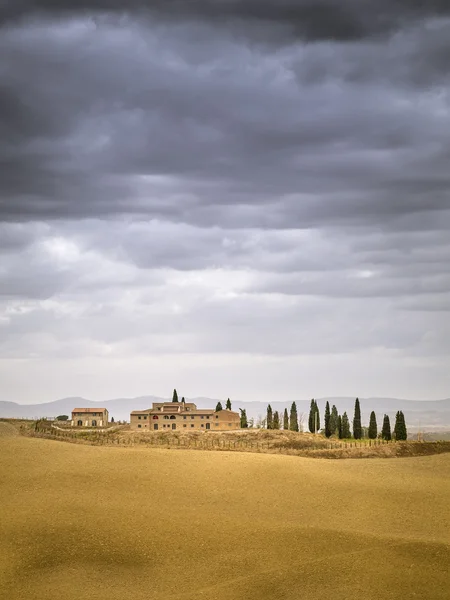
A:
[1,0,450,402]
[3,0,450,43]
[2,15,450,231]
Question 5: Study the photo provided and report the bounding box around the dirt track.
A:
[0,422,18,437]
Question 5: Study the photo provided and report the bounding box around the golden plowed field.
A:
[1,424,449,600]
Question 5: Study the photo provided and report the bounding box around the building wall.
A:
[130,410,240,432]
[71,410,109,427]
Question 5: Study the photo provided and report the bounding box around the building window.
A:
[138,424,142,428]
[170,415,176,420]
[92,420,97,426]
[164,416,169,420]
[183,424,187,428]
[216,415,219,419]
[206,416,210,419]
[138,416,141,420]
[153,416,158,420]
[144,416,147,420]
[215,423,219,427]
[228,423,232,426]
[201,416,204,419]
[77,420,82,426]
[191,424,194,428]
[191,416,194,419]
[183,416,187,420]
[201,424,204,427]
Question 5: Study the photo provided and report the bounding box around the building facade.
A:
[71,408,109,427]
[130,401,240,431]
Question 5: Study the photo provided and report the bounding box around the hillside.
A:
[0,425,449,600]
[1,395,450,429]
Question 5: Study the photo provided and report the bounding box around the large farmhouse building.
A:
[130,401,240,431]
[71,408,109,427]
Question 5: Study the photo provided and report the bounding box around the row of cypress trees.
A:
[321,398,407,440]
[173,389,407,439]
[266,402,300,431]
[264,398,408,440]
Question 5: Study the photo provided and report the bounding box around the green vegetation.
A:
[330,405,339,436]
[239,408,248,429]
[226,398,232,410]
[172,389,178,403]
[283,408,289,430]
[289,402,299,432]
[382,414,392,441]
[353,398,362,440]
[56,415,69,421]
[324,401,331,438]
[308,399,320,433]
[272,411,280,430]
[368,411,377,439]
[394,410,407,441]
[266,404,273,429]
[341,412,351,439]
[215,402,223,412]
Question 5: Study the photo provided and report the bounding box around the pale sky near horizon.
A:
[1,1,450,405]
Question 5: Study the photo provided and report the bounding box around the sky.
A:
[1,0,450,404]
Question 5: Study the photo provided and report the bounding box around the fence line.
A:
[25,424,399,455]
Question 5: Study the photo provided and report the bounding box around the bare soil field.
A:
[20,419,450,459]
[1,421,449,600]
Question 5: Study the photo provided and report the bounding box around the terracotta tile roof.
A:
[72,408,108,413]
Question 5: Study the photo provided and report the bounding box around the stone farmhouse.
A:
[71,408,109,427]
[130,401,240,431]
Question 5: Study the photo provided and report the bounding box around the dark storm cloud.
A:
[1,12,450,231]
[3,0,450,41]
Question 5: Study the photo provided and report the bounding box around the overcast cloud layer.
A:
[1,1,450,404]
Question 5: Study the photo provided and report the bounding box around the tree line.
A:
[262,398,407,440]
[171,389,407,439]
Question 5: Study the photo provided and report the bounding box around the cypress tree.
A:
[342,412,351,438]
[368,411,377,439]
[315,400,320,433]
[330,405,338,436]
[353,397,362,440]
[273,411,280,430]
[283,408,289,430]
[324,401,331,438]
[266,405,273,429]
[338,415,343,439]
[172,389,178,403]
[215,402,223,412]
[308,399,316,433]
[226,398,232,410]
[289,402,299,432]
[239,409,248,429]
[181,396,185,403]
[381,414,392,440]
[395,411,407,440]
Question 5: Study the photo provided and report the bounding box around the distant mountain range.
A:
[1,395,450,430]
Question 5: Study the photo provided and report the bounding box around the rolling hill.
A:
[0,425,449,600]
[1,395,450,429]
